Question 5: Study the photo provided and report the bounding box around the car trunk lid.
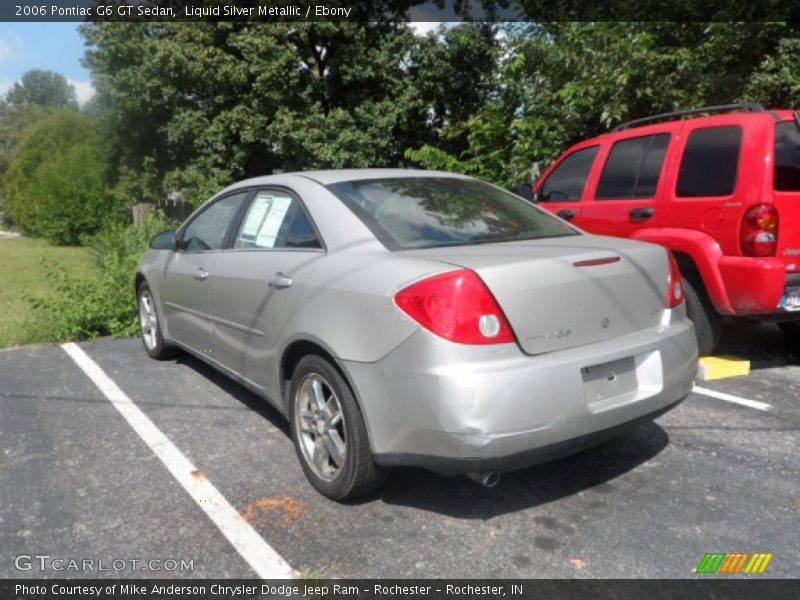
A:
[403,236,669,355]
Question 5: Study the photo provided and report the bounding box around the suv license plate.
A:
[780,290,800,311]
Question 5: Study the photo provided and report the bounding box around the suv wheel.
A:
[684,276,722,356]
[288,355,386,500]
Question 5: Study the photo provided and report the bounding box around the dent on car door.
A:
[207,189,324,393]
[158,191,249,351]
[535,145,599,223]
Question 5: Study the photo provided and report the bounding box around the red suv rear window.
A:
[775,121,800,191]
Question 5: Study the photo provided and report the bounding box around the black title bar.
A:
[4,0,800,22]
[3,579,800,600]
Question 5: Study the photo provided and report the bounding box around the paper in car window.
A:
[239,194,273,242]
[255,194,293,248]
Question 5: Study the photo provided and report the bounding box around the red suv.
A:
[531,103,800,355]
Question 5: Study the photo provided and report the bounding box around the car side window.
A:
[180,192,248,252]
[676,126,742,197]
[596,133,670,200]
[234,190,321,250]
[774,121,800,191]
[539,146,599,202]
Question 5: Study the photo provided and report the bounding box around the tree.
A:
[3,110,117,244]
[0,70,80,205]
[3,70,78,110]
[406,22,800,188]
[80,21,498,205]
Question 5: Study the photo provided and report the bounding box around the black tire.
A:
[288,355,386,500]
[136,282,178,360]
[777,321,800,338]
[683,275,722,357]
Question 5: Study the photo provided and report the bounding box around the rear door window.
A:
[539,146,599,202]
[234,190,322,250]
[676,126,742,197]
[596,133,670,200]
[775,121,800,191]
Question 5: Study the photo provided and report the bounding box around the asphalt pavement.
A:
[0,320,798,579]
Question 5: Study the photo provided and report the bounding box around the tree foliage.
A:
[80,20,800,197]
[3,110,117,244]
[406,22,800,187]
[3,69,78,110]
[81,21,500,205]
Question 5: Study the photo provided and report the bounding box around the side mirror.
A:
[149,230,177,250]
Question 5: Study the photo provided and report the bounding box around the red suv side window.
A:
[775,121,800,191]
[596,133,670,200]
[676,126,742,197]
[539,145,599,202]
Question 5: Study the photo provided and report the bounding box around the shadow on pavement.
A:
[368,421,670,519]
[175,353,291,437]
[718,319,800,370]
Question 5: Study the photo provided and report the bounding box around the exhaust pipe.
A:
[465,471,501,488]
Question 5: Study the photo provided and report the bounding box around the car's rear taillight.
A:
[667,251,685,308]
[740,204,779,257]
[394,269,516,344]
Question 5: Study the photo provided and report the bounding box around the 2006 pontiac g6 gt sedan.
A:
[136,169,698,500]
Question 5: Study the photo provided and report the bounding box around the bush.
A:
[28,212,176,341]
[3,110,118,245]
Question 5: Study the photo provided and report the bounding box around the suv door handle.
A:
[557,209,576,221]
[629,207,654,221]
[194,268,209,281]
[268,273,293,289]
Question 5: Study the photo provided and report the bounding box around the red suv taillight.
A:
[667,251,685,308]
[740,204,779,257]
[394,269,516,344]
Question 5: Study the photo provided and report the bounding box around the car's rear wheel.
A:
[137,283,177,360]
[288,355,385,500]
[684,275,722,357]
[777,321,800,338]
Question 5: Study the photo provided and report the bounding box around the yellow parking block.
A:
[697,355,751,381]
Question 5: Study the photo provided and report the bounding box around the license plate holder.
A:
[779,289,800,311]
[581,356,637,406]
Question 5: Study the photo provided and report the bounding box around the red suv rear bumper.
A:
[717,257,791,315]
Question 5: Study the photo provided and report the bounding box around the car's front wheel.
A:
[288,355,385,500]
[137,282,177,360]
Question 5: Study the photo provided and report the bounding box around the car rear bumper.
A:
[718,257,799,315]
[341,309,697,475]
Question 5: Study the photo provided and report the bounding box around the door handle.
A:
[268,273,293,289]
[629,207,654,221]
[194,268,209,281]
[557,209,576,221]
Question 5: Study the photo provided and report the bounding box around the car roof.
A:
[228,168,472,189]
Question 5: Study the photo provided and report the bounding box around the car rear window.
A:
[775,121,800,191]
[327,177,579,250]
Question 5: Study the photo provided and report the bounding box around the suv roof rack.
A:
[612,103,766,132]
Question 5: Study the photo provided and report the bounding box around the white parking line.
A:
[61,342,294,579]
[692,385,772,411]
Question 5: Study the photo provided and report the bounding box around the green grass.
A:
[0,236,97,348]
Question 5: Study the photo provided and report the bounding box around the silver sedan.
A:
[136,170,698,500]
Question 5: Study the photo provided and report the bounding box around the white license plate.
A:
[780,290,800,311]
